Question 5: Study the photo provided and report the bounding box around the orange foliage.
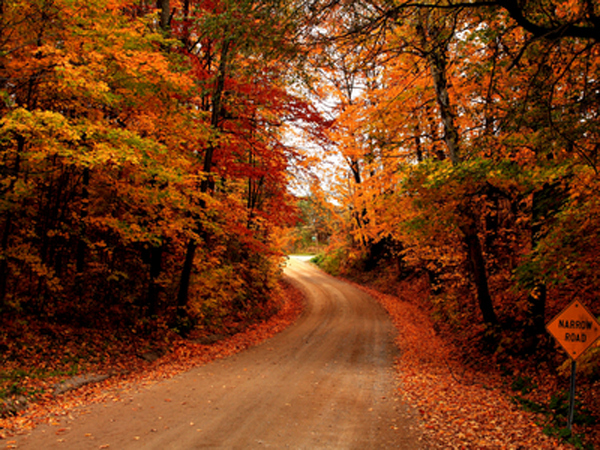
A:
[0,0,324,326]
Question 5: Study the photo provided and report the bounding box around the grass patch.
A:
[511,390,595,449]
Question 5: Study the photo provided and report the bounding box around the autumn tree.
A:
[0,0,203,319]
[0,0,325,333]
[305,0,600,347]
[162,0,326,324]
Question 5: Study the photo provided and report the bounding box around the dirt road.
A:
[12,257,425,449]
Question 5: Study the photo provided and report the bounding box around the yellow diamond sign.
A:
[546,300,600,360]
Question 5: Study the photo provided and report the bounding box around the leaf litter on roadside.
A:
[351,281,570,450]
[0,280,303,440]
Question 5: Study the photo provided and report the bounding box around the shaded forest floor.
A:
[343,268,599,450]
[0,280,304,442]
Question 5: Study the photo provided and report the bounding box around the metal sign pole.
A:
[568,360,576,432]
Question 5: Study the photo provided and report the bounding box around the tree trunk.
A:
[0,135,24,308]
[157,0,170,32]
[176,239,196,317]
[76,168,90,273]
[524,64,556,339]
[0,212,13,308]
[418,14,497,325]
[460,214,498,325]
[147,244,163,317]
[176,39,231,319]
[526,187,548,336]
[428,49,460,165]
[181,0,191,49]
[525,182,563,337]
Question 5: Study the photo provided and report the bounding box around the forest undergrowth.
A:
[0,280,304,442]
[343,268,599,450]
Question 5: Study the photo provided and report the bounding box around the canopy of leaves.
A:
[0,0,326,330]
[295,5,600,441]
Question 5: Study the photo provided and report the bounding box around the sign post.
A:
[568,360,576,431]
[546,300,600,432]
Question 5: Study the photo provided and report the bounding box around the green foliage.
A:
[510,375,538,395]
[0,370,31,400]
[283,195,333,255]
[511,389,596,449]
[0,365,79,400]
[311,247,350,277]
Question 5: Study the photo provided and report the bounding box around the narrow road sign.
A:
[546,300,600,360]
[546,300,600,431]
